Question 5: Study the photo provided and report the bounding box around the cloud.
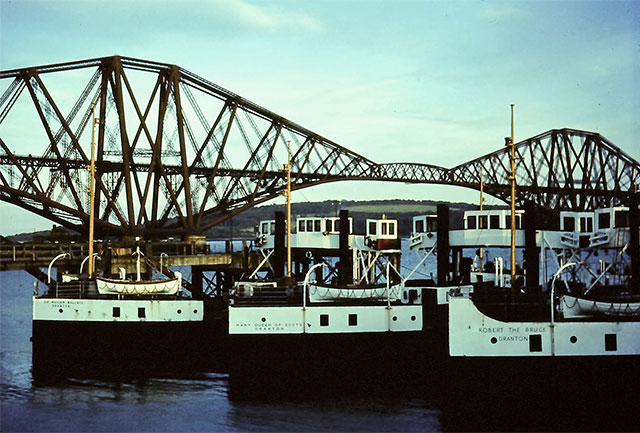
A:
[482,5,525,21]
[213,0,323,32]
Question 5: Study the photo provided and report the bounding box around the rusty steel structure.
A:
[1,56,638,237]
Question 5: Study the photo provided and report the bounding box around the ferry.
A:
[31,108,211,380]
[227,211,428,392]
[407,193,640,423]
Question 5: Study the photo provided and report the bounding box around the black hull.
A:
[440,355,640,431]
[228,331,435,399]
[227,328,640,430]
[32,319,227,382]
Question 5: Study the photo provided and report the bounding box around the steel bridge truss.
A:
[0,56,638,236]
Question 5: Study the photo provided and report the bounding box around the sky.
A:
[0,0,639,234]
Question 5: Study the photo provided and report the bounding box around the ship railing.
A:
[51,281,97,299]
[230,283,300,306]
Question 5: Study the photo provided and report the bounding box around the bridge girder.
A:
[1,56,638,236]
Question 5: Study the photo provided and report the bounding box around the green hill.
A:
[205,199,487,239]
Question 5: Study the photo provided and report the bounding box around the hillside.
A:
[5,199,506,242]
[204,199,490,239]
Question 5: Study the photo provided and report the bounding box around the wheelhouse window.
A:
[563,216,575,231]
[478,215,488,229]
[314,220,321,232]
[506,214,522,229]
[579,217,593,233]
[599,213,611,229]
[615,210,629,228]
[298,220,306,232]
[415,219,424,233]
[368,221,377,235]
[427,217,437,232]
[467,215,477,229]
[489,215,500,229]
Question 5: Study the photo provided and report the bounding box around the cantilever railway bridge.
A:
[1,56,639,237]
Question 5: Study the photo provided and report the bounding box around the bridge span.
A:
[1,56,638,237]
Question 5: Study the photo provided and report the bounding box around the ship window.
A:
[467,216,477,229]
[529,334,542,352]
[605,334,617,351]
[599,213,610,229]
[490,215,500,229]
[320,314,329,326]
[138,307,146,318]
[298,220,305,232]
[389,222,395,236]
[505,214,522,230]
[314,220,321,232]
[334,220,340,232]
[348,314,357,326]
[261,222,269,234]
[478,215,488,229]
[563,216,575,231]
[415,219,424,233]
[427,218,437,232]
[579,216,593,233]
[112,307,120,318]
[381,223,388,235]
[369,221,377,235]
[615,210,629,228]
[325,220,332,232]
[306,220,313,232]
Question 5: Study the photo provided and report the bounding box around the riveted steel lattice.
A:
[450,129,640,213]
[1,56,638,236]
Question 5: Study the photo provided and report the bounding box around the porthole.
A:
[570,336,577,344]
[261,317,266,322]
[410,315,416,321]
[193,309,198,314]
[58,308,63,314]
[392,316,398,321]
[491,337,497,344]
[177,309,182,314]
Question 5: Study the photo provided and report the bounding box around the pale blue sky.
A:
[1,0,639,233]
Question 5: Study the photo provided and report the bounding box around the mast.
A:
[87,103,98,279]
[285,141,292,278]
[507,104,516,298]
[479,168,484,272]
